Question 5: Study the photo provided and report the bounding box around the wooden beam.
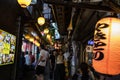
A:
[43,0,115,12]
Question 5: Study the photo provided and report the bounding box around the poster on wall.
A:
[0,29,16,65]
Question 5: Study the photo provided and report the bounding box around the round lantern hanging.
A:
[44,28,49,34]
[37,17,45,26]
[29,37,34,42]
[17,0,32,8]
[46,34,51,40]
[93,17,120,75]
[24,34,30,39]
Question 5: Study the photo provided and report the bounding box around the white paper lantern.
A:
[17,0,32,8]
[37,17,45,26]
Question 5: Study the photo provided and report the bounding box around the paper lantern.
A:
[37,17,45,26]
[46,34,51,40]
[24,34,30,39]
[29,37,34,42]
[17,0,32,8]
[93,17,120,75]
[34,40,40,47]
[44,28,49,34]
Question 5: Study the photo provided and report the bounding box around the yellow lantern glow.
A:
[17,0,32,8]
[25,34,30,39]
[46,34,51,40]
[44,28,49,34]
[34,40,40,46]
[93,17,120,75]
[29,37,34,42]
[36,43,40,47]
[35,36,39,40]
[37,17,45,26]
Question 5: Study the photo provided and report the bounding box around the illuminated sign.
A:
[0,29,16,65]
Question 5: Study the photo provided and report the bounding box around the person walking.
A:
[35,44,49,80]
[50,49,56,79]
[24,51,31,71]
[54,49,65,80]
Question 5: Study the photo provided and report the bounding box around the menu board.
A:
[0,29,16,65]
